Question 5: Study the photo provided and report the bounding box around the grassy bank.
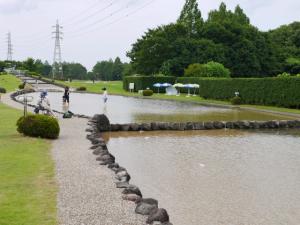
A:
[0,74,21,92]
[58,80,300,116]
[0,74,57,225]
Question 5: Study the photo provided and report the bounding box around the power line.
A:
[67,0,157,39]
[63,0,110,27]
[65,1,134,35]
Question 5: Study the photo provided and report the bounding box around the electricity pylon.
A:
[6,32,13,62]
[52,20,63,80]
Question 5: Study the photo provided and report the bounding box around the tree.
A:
[112,57,123,80]
[177,0,203,36]
[23,58,36,72]
[184,61,231,77]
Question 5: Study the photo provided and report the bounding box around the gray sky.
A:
[0,0,299,71]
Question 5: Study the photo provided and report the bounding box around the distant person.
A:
[102,87,108,103]
[35,91,55,116]
[63,86,70,104]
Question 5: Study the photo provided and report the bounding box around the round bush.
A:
[231,96,242,105]
[143,89,153,96]
[17,115,60,139]
[19,83,25,89]
[0,87,6,93]
[76,86,87,91]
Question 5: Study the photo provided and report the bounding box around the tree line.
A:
[127,0,300,77]
[0,57,130,81]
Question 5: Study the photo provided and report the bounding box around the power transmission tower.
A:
[52,20,63,80]
[6,32,13,62]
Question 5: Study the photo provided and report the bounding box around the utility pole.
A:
[6,32,13,62]
[52,20,63,80]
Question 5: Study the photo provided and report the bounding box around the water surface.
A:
[25,92,294,123]
[105,130,300,225]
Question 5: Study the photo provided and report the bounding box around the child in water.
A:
[102,87,108,103]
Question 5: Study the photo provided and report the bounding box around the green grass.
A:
[58,79,300,116]
[0,74,57,225]
[0,74,22,92]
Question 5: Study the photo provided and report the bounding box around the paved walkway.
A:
[2,93,146,225]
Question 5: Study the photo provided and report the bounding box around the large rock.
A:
[213,121,225,129]
[122,185,142,197]
[141,123,152,131]
[146,208,170,224]
[110,124,121,131]
[135,199,158,215]
[93,114,110,132]
[122,194,141,203]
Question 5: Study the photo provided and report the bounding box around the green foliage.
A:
[19,82,25,89]
[231,96,242,105]
[177,77,300,108]
[284,57,300,74]
[128,2,300,77]
[63,62,88,80]
[76,86,87,91]
[143,89,154,96]
[92,57,127,81]
[184,61,230,77]
[277,72,291,78]
[123,76,176,91]
[17,115,60,139]
[177,0,203,36]
[0,87,6,93]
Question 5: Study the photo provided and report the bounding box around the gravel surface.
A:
[2,92,146,225]
[52,118,146,225]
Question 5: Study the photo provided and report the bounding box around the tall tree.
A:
[177,0,203,36]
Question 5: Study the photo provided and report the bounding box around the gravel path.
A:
[53,118,146,225]
[1,92,146,225]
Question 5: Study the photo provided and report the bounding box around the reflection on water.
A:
[105,130,300,225]
[24,92,295,123]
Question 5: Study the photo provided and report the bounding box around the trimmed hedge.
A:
[177,77,300,108]
[143,89,154,96]
[17,115,60,139]
[123,75,176,92]
[76,86,87,91]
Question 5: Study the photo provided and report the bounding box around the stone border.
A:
[108,120,300,132]
[86,114,173,225]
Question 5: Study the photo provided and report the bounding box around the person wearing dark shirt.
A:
[63,86,70,104]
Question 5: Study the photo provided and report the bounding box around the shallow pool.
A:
[26,92,294,123]
[105,129,300,225]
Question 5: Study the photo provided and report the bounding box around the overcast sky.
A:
[0,0,299,70]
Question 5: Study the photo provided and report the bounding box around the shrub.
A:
[231,96,242,105]
[143,89,153,96]
[17,115,60,139]
[19,83,25,89]
[177,77,300,108]
[0,87,6,93]
[123,75,176,92]
[184,61,231,78]
[76,86,87,91]
[277,72,291,78]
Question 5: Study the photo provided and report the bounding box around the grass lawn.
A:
[0,103,57,225]
[58,80,300,116]
[0,74,57,225]
[0,74,21,92]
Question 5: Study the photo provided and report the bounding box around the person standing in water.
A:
[63,86,70,104]
[102,87,108,103]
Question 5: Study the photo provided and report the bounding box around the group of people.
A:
[34,86,108,117]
